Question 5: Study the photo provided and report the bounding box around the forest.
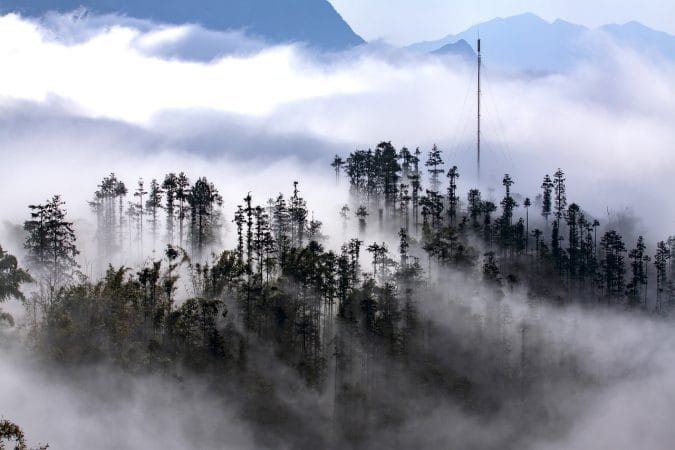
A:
[1,141,674,449]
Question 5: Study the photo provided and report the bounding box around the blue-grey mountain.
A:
[431,39,476,61]
[0,0,364,50]
[409,13,675,73]
[601,21,675,61]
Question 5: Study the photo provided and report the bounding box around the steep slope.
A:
[409,13,675,73]
[431,39,475,61]
[410,13,589,73]
[602,21,675,60]
[0,0,365,50]
[453,14,589,72]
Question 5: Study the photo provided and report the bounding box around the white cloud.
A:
[0,12,672,244]
[3,12,675,450]
[0,14,367,123]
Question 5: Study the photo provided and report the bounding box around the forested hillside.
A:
[1,142,673,449]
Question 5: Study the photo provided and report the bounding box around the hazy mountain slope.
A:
[410,13,589,73]
[453,14,589,72]
[431,39,476,61]
[0,0,364,50]
[602,21,675,60]
[409,13,675,73]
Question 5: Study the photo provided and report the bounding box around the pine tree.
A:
[133,178,148,254]
[524,197,531,254]
[331,155,344,183]
[234,204,246,265]
[367,242,389,284]
[307,217,323,242]
[272,194,292,260]
[467,189,482,229]
[339,204,351,231]
[592,219,601,256]
[578,215,597,285]
[146,179,164,253]
[532,229,543,257]
[420,190,444,231]
[425,144,444,191]
[125,201,139,251]
[551,219,562,271]
[253,205,274,280]
[627,236,649,308]
[541,174,553,225]
[514,218,526,254]
[553,169,567,226]
[114,178,128,251]
[376,141,401,212]
[398,228,410,268]
[345,150,368,196]
[356,206,369,235]
[481,201,497,247]
[600,230,626,302]
[409,173,422,234]
[654,241,671,311]
[566,203,581,277]
[24,195,79,300]
[176,172,191,248]
[163,173,179,245]
[399,146,412,177]
[447,166,460,225]
[244,193,254,276]
[398,185,411,231]
[90,173,125,258]
[290,182,308,247]
[499,174,518,249]
[188,177,223,257]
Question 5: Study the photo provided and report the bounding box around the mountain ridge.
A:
[408,13,675,72]
[0,0,365,50]
[431,39,475,60]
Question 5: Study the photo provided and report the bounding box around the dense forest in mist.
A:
[1,141,674,449]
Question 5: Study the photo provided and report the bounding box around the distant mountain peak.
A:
[431,39,475,61]
[0,0,365,51]
[623,20,649,28]
[501,12,544,21]
[409,12,675,73]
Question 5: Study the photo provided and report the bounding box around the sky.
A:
[329,0,675,44]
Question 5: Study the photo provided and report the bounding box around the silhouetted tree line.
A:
[89,172,222,260]
[339,142,674,311]
[1,148,674,449]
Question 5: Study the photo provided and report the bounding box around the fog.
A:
[415,278,675,450]
[0,336,258,449]
[0,12,672,241]
[5,259,675,449]
[1,11,674,450]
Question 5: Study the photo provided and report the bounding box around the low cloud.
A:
[1,12,672,240]
[0,339,258,449]
[2,11,674,450]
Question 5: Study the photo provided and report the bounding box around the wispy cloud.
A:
[0,12,674,448]
[0,12,673,240]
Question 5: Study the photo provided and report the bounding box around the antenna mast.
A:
[477,38,482,180]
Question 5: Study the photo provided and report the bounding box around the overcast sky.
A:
[329,0,675,45]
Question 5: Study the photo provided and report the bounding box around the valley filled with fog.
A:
[1,10,674,450]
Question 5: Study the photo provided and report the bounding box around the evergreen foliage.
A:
[5,144,674,449]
